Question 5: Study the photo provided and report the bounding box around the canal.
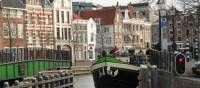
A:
[74,74,95,88]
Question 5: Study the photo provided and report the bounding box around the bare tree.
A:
[96,24,106,55]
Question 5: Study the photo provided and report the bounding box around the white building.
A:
[123,18,152,52]
[52,0,72,50]
[73,13,96,61]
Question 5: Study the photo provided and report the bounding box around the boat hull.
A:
[92,62,139,88]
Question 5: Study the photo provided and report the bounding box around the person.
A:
[102,50,107,56]
[138,49,144,55]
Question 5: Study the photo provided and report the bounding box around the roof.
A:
[103,6,127,10]
[131,3,149,7]
[1,0,25,9]
[80,8,116,25]
[73,12,84,20]
[73,2,97,7]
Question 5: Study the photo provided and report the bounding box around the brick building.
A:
[0,0,26,49]
[25,0,54,49]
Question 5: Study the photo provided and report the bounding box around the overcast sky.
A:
[72,0,182,10]
[72,0,141,6]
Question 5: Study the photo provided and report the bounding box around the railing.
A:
[129,54,148,66]
[0,48,72,64]
[148,49,176,73]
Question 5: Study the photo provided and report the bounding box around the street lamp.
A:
[157,0,163,51]
[157,0,166,51]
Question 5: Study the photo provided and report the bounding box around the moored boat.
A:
[91,56,140,88]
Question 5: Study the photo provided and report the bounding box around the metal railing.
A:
[0,48,72,64]
[148,49,176,73]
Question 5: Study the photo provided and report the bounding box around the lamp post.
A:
[157,1,162,51]
[157,0,167,51]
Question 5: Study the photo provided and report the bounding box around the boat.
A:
[91,55,141,88]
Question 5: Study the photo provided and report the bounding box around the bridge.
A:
[0,48,72,83]
[137,49,200,88]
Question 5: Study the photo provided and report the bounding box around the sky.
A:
[72,0,140,6]
[72,0,180,10]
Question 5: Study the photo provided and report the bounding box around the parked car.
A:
[192,61,200,75]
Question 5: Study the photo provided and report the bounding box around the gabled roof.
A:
[80,8,116,25]
[73,12,84,20]
[1,0,25,9]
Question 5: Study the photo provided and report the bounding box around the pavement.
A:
[71,61,94,75]
[185,59,195,76]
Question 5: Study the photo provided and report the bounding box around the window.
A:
[68,28,71,40]
[178,37,182,41]
[10,10,16,18]
[132,25,135,31]
[45,15,49,24]
[28,32,33,45]
[35,32,40,46]
[106,37,112,44]
[27,14,32,24]
[3,23,9,38]
[56,10,59,23]
[57,28,60,39]
[11,23,17,38]
[61,11,64,23]
[18,24,23,38]
[169,30,173,34]
[189,23,193,27]
[2,9,8,17]
[61,0,64,7]
[90,33,94,42]
[186,30,189,36]
[62,28,64,40]
[35,14,39,24]
[169,37,173,41]
[136,35,139,42]
[178,30,182,35]
[17,10,23,18]
[65,28,68,40]
[67,11,70,23]
[177,22,181,27]
[46,32,50,45]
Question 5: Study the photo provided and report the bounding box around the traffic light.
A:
[185,39,190,62]
[194,38,199,60]
[175,54,185,75]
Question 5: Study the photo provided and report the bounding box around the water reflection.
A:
[74,74,95,88]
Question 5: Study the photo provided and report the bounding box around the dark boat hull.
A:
[92,62,139,88]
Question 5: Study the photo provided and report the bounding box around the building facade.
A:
[0,0,26,49]
[164,12,196,51]
[123,18,152,51]
[52,0,72,50]
[73,13,96,61]
[25,0,54,49]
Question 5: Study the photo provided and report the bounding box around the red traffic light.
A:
[175,54,185,75]
[178,58,184,63]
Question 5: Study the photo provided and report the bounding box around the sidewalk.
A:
[71,61,94,75]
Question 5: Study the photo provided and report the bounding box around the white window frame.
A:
[3,23,9,38]
[11,23,17,38]
[18,24,23,38]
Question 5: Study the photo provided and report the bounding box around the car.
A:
[192,61,200,75]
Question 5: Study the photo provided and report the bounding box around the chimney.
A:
[124,9,129,19]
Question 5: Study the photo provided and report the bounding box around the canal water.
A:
[74,74,95,88]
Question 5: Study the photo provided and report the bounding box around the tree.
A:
[96,22,106,54]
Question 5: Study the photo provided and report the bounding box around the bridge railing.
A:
[148,49,176,73]
[129,54,148,66]
[0,48,72,64]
